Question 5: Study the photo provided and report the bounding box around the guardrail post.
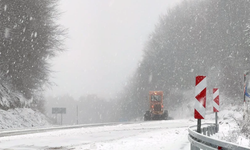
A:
[210,126,213,135]
[212,126,215,134]
[207,126,210,136]
[216,123,219,133]
[191,143,199,150]
[202,127,206,135]
[212,126,215,135]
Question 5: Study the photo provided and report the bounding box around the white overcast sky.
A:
[46,0,182,99]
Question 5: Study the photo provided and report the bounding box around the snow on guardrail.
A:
[188,123,250,150]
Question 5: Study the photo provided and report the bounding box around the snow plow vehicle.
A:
[144,91,168,121]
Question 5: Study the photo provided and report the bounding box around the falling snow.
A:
[4,28,10,38]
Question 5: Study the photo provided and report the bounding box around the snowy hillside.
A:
[168,91,250,147]
[210,104,250,147]
[0,77,50,129]
[0,108,50,129]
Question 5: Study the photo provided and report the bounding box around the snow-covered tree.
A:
[120,0,250,120]
[0,0,64,108]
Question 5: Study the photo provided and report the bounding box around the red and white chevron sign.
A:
[195,76,206,119]
[213,88,219,112]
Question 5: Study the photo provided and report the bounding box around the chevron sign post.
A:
[195,76,206,119]
[195,76,206,133]
[213,88,219,112]
[213,88,219,132]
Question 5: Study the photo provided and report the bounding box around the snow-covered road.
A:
[0,119,195,150]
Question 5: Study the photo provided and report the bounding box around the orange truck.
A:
[144,91,168,121]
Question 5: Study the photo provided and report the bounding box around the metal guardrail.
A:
[0,121,150,138]
[188,123,250,150]
[0,122,125,137]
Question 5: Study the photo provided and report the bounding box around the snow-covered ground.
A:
[208,104,250,147]
[0,100,249,149]
[0,108,50,129]
[0,119,195,150]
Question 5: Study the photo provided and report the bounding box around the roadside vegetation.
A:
[0,0,64,111]
[119,0,250,122]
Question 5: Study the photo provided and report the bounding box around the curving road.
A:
[0,119,195,150]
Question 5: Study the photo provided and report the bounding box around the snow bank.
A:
[170,90,250,147]
[0,108,50,129]
[209,104,250,147]
[0,74,50,129]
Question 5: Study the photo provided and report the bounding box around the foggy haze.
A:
[46,0,182,99]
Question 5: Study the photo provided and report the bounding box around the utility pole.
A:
[61,112,63,125]
[76,105,78,124]
[244,71,249,121]
[244,73,247,102]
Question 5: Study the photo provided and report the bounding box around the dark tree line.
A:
[119,0,250,120]
[0,0,64,110]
